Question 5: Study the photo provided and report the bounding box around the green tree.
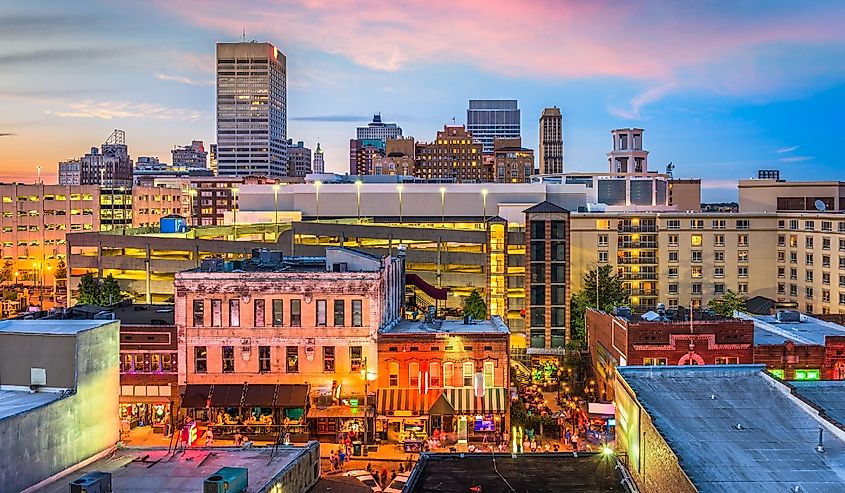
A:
[569,265,628,347]
[0,260,12,283]
[708,289,746,317]
[54,259,67,280]
[100,274,122,306]
[463,290,487,320]
[77,273,102,305]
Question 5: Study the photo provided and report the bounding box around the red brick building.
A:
[587,309,755,400]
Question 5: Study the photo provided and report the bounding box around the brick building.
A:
[415,125,486,183]
[492,138,534,183]
[375,317,510,444]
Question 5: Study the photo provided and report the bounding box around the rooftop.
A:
[791,381,845,428]
[184,247,385,275]
[738,312,845,346]
[617,365,845,492]
[380,316,509,336]
[0,319,114,336]
[0,389,63,421]
[407,453,629,493]
[39,445,318,493]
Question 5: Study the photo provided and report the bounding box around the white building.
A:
[312,142,325,174]
[356,114,402,142]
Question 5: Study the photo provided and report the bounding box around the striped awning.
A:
[377,389,438,415]
[442,388,509,414]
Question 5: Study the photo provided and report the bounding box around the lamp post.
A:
[396,185,404,224]
[439,186,446,227]
[355,180,363,223]
[314,180,322,222]
[481,188,488,222]
[231,187,239,225]
[272,184,280,224]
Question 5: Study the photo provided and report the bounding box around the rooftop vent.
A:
[30,367,46,390]
[776,310,801,323]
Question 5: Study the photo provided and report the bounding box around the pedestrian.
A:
[544,442,551,453]
[367,462,373,473]
[330,450,337,472]
[522,437,529,453]
[338,448,346,472]
[571,434,579,451]
[399,462,405,473]
[530,439,537,453]
[391,470,397,482]
[564,429,571,445]
[380,466,388,487]
[204,427,214,447]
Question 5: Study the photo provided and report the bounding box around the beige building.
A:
[492,138,534,183]
[667,178,701,212]
[739,178,845,213]
[415,125,487,182]
[131,185,188,228]
[538,107,563,175]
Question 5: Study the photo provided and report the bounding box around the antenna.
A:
[815,200,826,212]
[242,27,246,42]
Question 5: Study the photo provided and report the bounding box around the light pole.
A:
[396,185,404,224]
[439,186,446,227]
[355,180,363,223]
[231,187,239,225]
[481,188,488,222]
[314,181,322,222]
[272,184,280,224]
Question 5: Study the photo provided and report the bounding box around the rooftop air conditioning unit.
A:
[204,467,248,493]
[776,310,801,323]
[69,472,112,493]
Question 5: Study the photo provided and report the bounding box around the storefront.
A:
[376,388,440,445]
[308,404,372,442]
[119,384,175,434]
[430,388,509,444]
[586,402,615,444]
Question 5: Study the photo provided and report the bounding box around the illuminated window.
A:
[643,357,667,365]
[211,299,222,327]
[483,361,495,388]
[222,346,235,373]
[443,362,454,387]
[389,362,399,387]
[194,346,207,373]
[463,362,474,387]
[691,234,702,246]
[409,362,420,387]
[715,357,739,364]
[286,346,299,373]
[794,369,820,381]
[769,369,784,379]
[229,299,240,327]
[430,362,441,387]
[254,299,265,327]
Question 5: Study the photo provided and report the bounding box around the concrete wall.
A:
[0,333,77,388]
[3,321,120,493]
[258,441,321,493]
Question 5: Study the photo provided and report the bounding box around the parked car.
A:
[343,470,383,492]
[383,472,410,493]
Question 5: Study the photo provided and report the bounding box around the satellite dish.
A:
[815,200,827,212]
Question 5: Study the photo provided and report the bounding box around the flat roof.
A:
[0,319,115,336]
[39,445,317,493]
[407,453,627,492]
[0,389,63,421]
[618,365,845,492]
[791,381,845,427]
[741,312,845,346]
[381,316,509,336]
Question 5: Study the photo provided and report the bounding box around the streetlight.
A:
[272,184,281,224]
[187,189,197,226]
[231,187,239,225]
[439,186,446,227]
[481,188,488,222]
[396,185,404,224]
[314,181,322,222]
[355,180,363,223]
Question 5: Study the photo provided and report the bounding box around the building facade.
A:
[538,107,563,175]
[171,140,208,170]
[356,113,403,142]
[131,184,187,228]
[415,126,486,183]
[492,138,534,183]
[312,142,325,174]
[607,128,648,174]
[349,139,385,176]
[739,178,845,213]
[58,130,133,187]
[286,140,312,177]
[216,42,287,177]
[466,100,520,153]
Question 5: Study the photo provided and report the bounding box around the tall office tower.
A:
[356,113,403,141]
[466,99,520,153]
[608,128,648,173]
[216,41,287,178]
[171,140,208,170]
[57,129,133,187]
[209,144,218,175]
[539,107,563,174]
[286,140,312,177]
[312,142,325,173]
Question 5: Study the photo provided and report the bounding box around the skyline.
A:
[1,1,845,201]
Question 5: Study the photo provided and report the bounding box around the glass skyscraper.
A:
[466,99,520,153]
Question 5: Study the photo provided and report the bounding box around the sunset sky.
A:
[2,1,845,200]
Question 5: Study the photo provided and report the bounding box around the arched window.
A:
[463,362,474,387]
[430,362,441,387]
[389,362,399,387]
[443,362,454,387]
[409,362,420,388]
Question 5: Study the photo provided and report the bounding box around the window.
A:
[790,284,797,296]
[805,221,815,231]
[841,293,845,305]
[691,234,702,246]
[290,299,302,326]
[334,300,345,326]
[736,220,750,230]
[692,251,702,263]
[738,250,749,263]
[222,346,235,373]
[316,300,327,326]
[823,238,831,251]
[598,251,608,263]
[323,346,335,372]
[738,266,748,278]
[483,361,495,388]
[598,234,608,247]
[806,287,814,299]
[666,219,680,230]
[738,234,748,247]
[350,346,363,372]
[286,346,299,372]
[778,251,786,263]
[778,283,785,294]
[714,283,725,294]
[822,221,833,232]
[841,239,845,252]
[211,299,222,327]
[444,362,454,387]
[409,362,420,387]
[806,253,814,266]
[790,235,798,248]
[692,266,702,278]
[712,219,726,229]
[823,255,831,268]
[789,220,798,230]
[352,300,363,327]
[643,357,667,365]
[715,266,725,278]
[193,300,204,326]
[806,237,814,249]
[430,362,441,387]
[259,346,270,372]
[692,283,702,294]
[778,235,786,247]
[715,251,724,263]
[714,234,725,247]
[691,219,704,230]
[794,369,820,381]
[840,274,845,288]
[790,252,798,264]
[668,283,678,294]
[254,299,265,327]
[823,272,831,285]
[738,282,748,294]
[806,271,814,282]
[229,299,240,327]
[463,362,474,387]
[715,357,739,364]
[668,267,679,278]
[770,369,785,379]
[823,290,831,303]
[668,234,679,246]
[389,362,399,387]
[272,299,284,326]
[669,251,679,263]
[194,346,207,373]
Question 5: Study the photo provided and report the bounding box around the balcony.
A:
[618,225,657,233]
[626,288,657,296]
[620,272,658,280]
[617,256,658,265]
[618,241,658,249]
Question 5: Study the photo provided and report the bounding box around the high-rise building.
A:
[608,128,648,173]
[209,144,218,175]
[216,42,287,177]
[171,140,208,170]
[312,142,324,174]
[415,125,486,182]
[286,140,312,177]
[58,130,133,187]
[356,113,402,141]
[466,99,520,153]
[538,107,563,174]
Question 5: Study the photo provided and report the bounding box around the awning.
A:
[376,389,438,415]
[180,385,211,408]
[308,406,373,419]
[588,402,615,416]
[442,388,509,414]
[243,384,278,407]
[275,384,309,408]
[210,384,245,407]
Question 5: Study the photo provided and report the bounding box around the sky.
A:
[2,1,845,202]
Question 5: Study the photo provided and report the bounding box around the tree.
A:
[100,274,122,306]
[77,273,102,305]
[708,289,746,318]
[0,260,12,283]
[569,265,628,347]
[54,259,67,280]
[509,398,528,428]
[463,290,487,320]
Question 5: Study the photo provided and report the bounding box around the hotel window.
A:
[643,357,667,365]
[778,283,785,295]
[691,234,702,246]
[738,266,749,278]
[668,283,678,294]
[483,362,495,388]
[738,250,749,263]
[715,251,725,263]
[823,238,831,251]
[794,369,820,381]
[715,266,725,278]
[805,221,815,231]
[738,234,748,247]
[222,346,235,373]
[823,272,831,285]
[350,346,362,372]
[211,299,222,327]
[259,346,271,372]
[669,251,679,263]
[668,299,679,308]
[789,220,798,230]
[806,253,814,266]
[806,287,814,299]
[323,346,335,372]
[778,251,785,263]
[841,293,845,305]
[286,347,299,373]
[691,219,704,230]
[778,235,786,247]
[714,234,725,247]
[692,283,702,294]
[841,239,845,252]
[806,271,814,282]
[668,267,679,278]
[714,283,725,294]
[790,284,797,296]
[389,362,399,387]
[823,221,833,232]
[840,274,845,287]
[194,346,207,373]
[596,220,611,230]
[736,220,750,230]
[841,257,845,269]
[738,282,748,294]
[290,299,302,326]
[806,237,814,249]
[409,362,420,387]
[715,357,739,364]
[668,234,678,246]
[598,251,608,263]
[316,300,327,326]
[254,299,265,327]
[229,299,240,327]
[430,362,441,387]
[824,255,831,268]
[778,267,785,278]
[334,300,345,326]
[463,362,474,387]
[272,299,284,326]
[352,300,363,327]
[193,300,204,327]
[840,221,845,233]
[444,362,454,387]
[666,219,680,230]
[692,267,702,279]
[692,251,703,263]
[597,234,608,247]
[790,235,798,248]
[823,290,831,303]
[790,252,798,264]
[712,219,726,229]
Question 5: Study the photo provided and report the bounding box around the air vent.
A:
[31,368,46,387]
